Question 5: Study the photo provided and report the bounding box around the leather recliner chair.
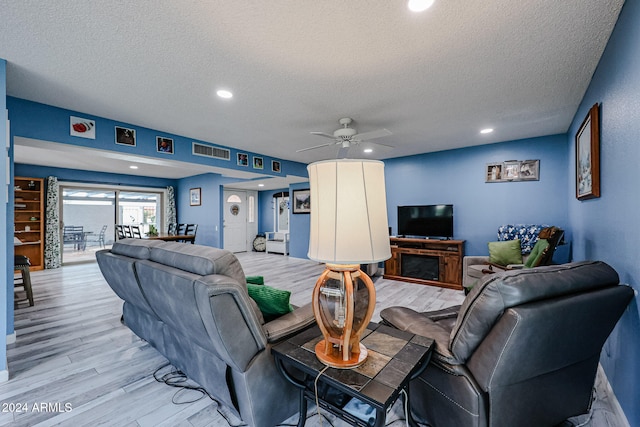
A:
[380,261,633,427]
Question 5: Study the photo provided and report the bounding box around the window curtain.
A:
[166,186,176,228]
[44,176,61,269]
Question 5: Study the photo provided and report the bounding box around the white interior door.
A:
[223,190,247,252]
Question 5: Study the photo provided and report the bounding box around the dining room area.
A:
[60,185,167,264]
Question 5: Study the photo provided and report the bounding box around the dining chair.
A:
[14,255,34,307]
[123,225,133,238]
[130,225,142,239]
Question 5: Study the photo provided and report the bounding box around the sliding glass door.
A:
[60,184,165,264]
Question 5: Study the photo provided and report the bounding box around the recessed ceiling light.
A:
[129,165,139,169]
[480,128,494,134]
[408,0,434,12]
[216,89,233,99]
[363,148,373,153]
[258,184,265,187]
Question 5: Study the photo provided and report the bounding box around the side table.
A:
[272,323,434,427]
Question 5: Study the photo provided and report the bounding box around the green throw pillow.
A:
[246,275,264,285]
[488,239,523,266]
[524,239,550,268]
[246,284,293,319]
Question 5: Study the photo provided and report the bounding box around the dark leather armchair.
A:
[380,261,633,427]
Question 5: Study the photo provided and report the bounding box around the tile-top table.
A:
[272,323,434,427]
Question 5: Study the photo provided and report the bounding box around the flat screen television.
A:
[397,204,454,239]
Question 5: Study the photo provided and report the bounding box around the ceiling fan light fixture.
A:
[408,0,434,12]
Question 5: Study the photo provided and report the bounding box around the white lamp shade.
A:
[307,159,391,264]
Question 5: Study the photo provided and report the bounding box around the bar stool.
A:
[14,255,34,307]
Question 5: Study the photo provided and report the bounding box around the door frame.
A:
[222,188,258,252]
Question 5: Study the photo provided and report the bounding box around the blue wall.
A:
[14,164,178,189]
[566,0,640,424]
[289,182,312,259]
[1,58,8,374]
[6,97,308,180]
[258,188,289,234]
[176,173,240,247]
[384,135,569,256]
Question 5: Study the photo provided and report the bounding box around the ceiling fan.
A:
[297,118,393,155]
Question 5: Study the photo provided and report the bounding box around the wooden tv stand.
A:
[384,237,465,290]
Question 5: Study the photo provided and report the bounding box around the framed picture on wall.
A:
[272,160,281,173]
[292,189,311,214]
[237,153,248,166]
[253,156,263,169]
[115,126,136,146]
[486,163,503,182]
[519,159,540,180]
[190,187,201,206]
[156,136,174,154]
[70,116,96,139]
[576,103,600,200]
[503,161,521,180]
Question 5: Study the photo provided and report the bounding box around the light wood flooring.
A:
[5,252,623,426]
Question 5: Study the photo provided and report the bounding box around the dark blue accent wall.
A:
[566,0,640,424]
[1,58,8,373]
[6,97,309,179]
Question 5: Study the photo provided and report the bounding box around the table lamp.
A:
[307,159,391,368]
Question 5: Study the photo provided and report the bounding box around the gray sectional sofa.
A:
[96,239,315,427]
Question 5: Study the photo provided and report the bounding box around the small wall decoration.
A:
[253,156,263,169]
[486,160,539,183]
[292,188,311,214]
[237,153,248,166]
[70,116,95,139]
[486,163,503,182]
[157,136,174,154]
[272,160,281,173]
[115,126,136,146]
[576,103,600,200]
[190,187,201,206]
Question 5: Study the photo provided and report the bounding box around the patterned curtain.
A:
[44,176,61,269]
[166,186,177,228]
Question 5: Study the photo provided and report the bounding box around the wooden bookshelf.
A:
[14,177,45,271]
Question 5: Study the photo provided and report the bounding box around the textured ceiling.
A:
[0,0,624,179]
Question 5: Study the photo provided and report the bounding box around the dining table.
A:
[143,233,196,243]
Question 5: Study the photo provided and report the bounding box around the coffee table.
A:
[272,323,433,427]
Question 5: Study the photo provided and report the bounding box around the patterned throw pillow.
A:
[497,224,548,254]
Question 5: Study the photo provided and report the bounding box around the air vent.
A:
[192,142,230,160]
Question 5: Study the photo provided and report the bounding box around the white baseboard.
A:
[6,332,16,345]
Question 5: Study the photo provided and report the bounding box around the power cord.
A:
[153,363,247,426]
[315,365,331,427]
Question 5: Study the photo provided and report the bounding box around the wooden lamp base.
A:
[312,264,376,369]
[314,341,368,369]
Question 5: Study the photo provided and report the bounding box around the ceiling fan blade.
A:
[370,140,394,149]
[296,141,336,152]
[352,128,392,141]
[310,132,337,140]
